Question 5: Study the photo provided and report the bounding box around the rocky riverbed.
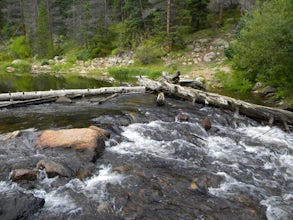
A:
[0,93,292,219]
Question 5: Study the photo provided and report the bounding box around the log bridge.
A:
[0,87,145,108]
[138,77,293,131]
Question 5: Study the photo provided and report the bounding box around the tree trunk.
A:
[20,0,26,36]
[218,0,224,27]
[166,0,172,52]
[139,77,293,130]
[0,86,145,101]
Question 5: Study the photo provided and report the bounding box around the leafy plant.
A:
[231,0,293,92]
[135,40,165,65]
[8,36,32,59]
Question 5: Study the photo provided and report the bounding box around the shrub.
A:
[11,60,32,72]
[135,40,165,65]
[231,0,293,92]
[8,36,32,59]
[109,67,161,83]
[77,50,91,61]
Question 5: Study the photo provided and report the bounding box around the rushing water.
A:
[0,93,292,219]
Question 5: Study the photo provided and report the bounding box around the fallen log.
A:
[139,77,293,130]
[0,96,58,109]
[97,93,119,104]
[0,86,145,101]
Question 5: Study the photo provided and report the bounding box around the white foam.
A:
[207,136,242,161]
[84,164,124,190]
[34,189,80,214]
[261,194,293,220]
[238,126,293,149]
[0,181,18,192]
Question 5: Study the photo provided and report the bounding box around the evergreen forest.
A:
[0,0,292,107]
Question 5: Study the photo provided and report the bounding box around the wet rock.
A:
[202,117,212,131]
[175,113,190,122]
[0,191,45,220]
[189,176,209,194]
[76,167,92,179]
[36,126,109,160]
[36,159,72,178]
[56,96,72,103]
[11,169,38,181]
[156,92,165,106]
[112,165,131,173]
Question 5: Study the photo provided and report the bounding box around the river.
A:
[0,93,292,219]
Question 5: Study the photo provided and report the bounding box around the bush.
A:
[109,67,161,83]
[77,50,91,61]
[135,40,165,65]
[11,60,32,72]
[231,0,293,92]
[8,36,32,59]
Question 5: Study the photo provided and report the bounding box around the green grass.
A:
[215,70,254,93]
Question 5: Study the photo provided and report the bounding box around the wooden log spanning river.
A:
[0,86,145,109]
[139,77,293,130]
[0,86,145,101]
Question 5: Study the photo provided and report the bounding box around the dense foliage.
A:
[0,0,252,60]
[230,0,293,95]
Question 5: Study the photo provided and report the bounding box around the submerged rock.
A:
[55,96,72,103]
[11,169,38,181]
[0,191,45,219]
[36,126,110,161]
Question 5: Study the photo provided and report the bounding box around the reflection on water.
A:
[0,73,112,93]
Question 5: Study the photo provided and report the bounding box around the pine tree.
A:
[37,0,53,58]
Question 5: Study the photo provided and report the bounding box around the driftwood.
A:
[139,77,293,130]
[0,86,145,101]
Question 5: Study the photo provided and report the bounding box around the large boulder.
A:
[36,126,110,161]
[0,191,45,219]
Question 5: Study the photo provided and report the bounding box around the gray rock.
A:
[252,82,263,91]
[12,59,23,65]
[0,191,44,219]
[194,47,202,52]
[6,66,15,73]
[187,44,194,50]
[213,39,229,49]
[261,86,277,96]
[204,52,216,62]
